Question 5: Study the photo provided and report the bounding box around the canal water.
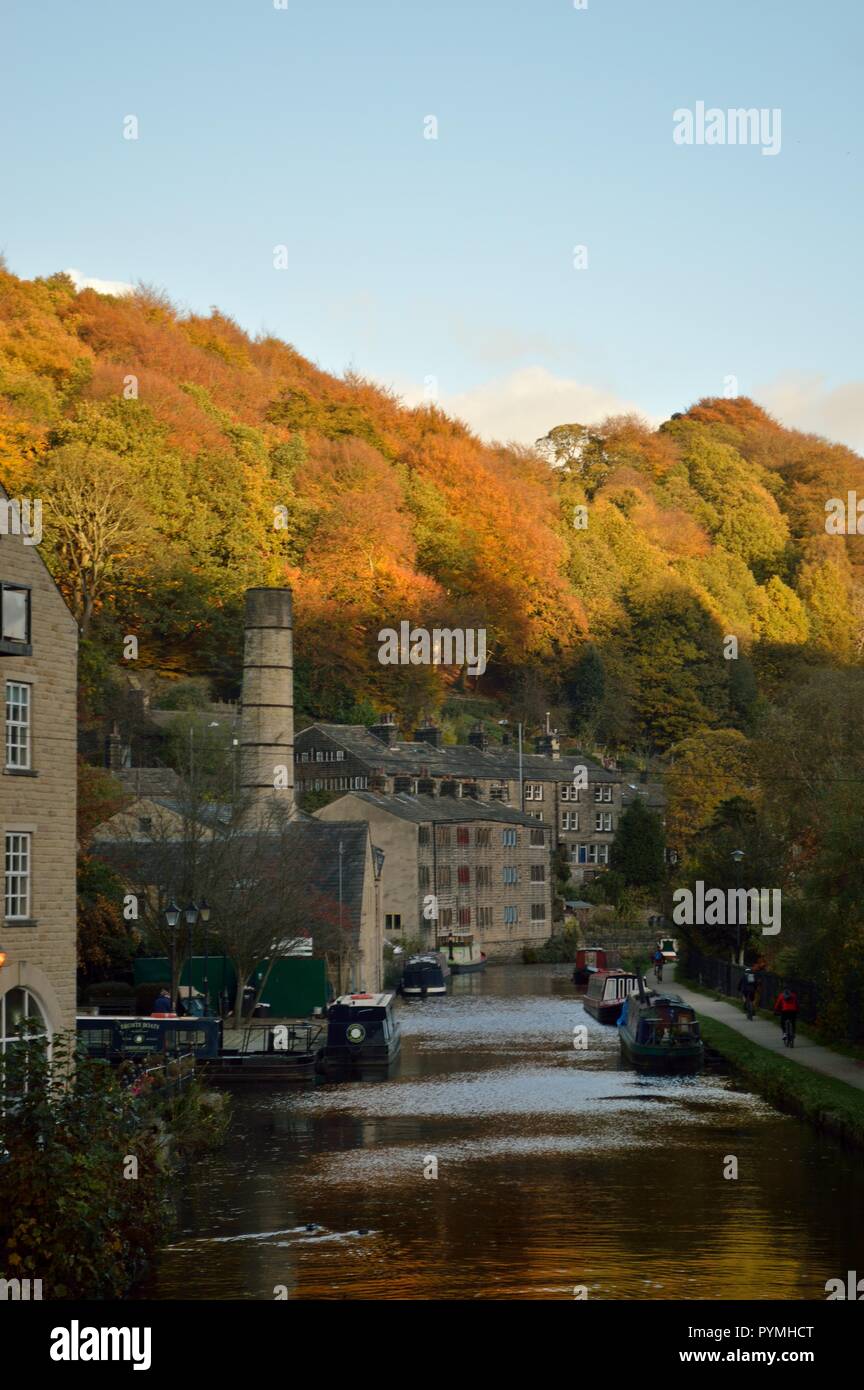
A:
[147,965,863,1300]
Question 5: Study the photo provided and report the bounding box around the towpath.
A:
[664,964,864,1093]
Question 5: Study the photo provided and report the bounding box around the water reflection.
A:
[146,965,863,1300]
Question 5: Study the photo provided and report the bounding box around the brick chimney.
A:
[238,587,295,823]
[534,731,561,760]
[467,722,487,751]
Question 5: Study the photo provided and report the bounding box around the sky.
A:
[4,0,863,449]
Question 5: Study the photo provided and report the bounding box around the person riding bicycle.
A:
[738,969,758,1019]
[773,987,799,1045]
[653,947,664,980]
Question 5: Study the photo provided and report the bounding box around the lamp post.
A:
[184,903,199,1014]
[165,901,181,1010]
[199,899,211,1017]
[731,849,745,966]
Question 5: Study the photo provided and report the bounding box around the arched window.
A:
[0,986,51,1055]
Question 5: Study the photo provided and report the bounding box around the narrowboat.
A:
[572,946,621,986]
[658,936,678,962]
[439,931,486,974]
[76,1014,221,1060]
[617,990,703,1074]
[316,992,402,1079]
[583,970,644,1025]
[400,952,450,997]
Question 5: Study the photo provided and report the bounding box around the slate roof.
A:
[324,790,548,828]
[116,767,184,799]
[299,723,621,784]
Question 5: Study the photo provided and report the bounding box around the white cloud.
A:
[65,268,135,297]
[398,365,650,445]
[757,372,864,454]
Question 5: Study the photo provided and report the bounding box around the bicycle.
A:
[744,993,755,1021]
[653,962,664,984]
[781,1014,796,1047]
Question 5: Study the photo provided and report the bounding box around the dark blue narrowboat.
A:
[400,952,450,997]
[316,992,401,1079]
[76,1014,221,1059]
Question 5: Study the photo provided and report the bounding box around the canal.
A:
[147,964,863,1300]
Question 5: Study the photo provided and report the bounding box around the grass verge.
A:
[698,1014,864,1150]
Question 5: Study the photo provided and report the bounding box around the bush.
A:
[0,1032,170,1298]
[523,927,580,964]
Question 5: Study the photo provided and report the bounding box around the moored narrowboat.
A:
[572,946,621,985]
[617,990,704,1074]
[316,992,402,1079]
[583,970,644,1024]
[439,932,486,974]
[400,952,450,997]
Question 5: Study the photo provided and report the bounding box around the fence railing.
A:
[683,950,820,1025]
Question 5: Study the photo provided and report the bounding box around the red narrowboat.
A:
[572,946,621,986]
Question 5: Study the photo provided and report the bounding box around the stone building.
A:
[316,789,553,960]
[1,486,78,1051]
[295,717,625,883]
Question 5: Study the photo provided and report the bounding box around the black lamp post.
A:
[184,903,199,1014]
[731,849,745,966]
[165,901,181,1010]
[199,899,211,1016]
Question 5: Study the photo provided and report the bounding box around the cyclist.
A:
[773,986,799,1047]
[738,968,758,1021]
[653,947,664,983]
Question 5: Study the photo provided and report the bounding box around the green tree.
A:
[610,797,665,889]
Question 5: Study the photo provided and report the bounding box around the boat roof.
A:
[331,992,395,1009]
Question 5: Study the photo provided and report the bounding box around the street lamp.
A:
[184,903,199,1015]
[165,901,181,1010]
[731,849,745,965]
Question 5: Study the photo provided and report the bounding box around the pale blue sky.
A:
[4,0,863,447]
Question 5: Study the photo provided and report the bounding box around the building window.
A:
[0,986,50,1058]
[530,903,546,921]
[456,826,470,846]
[5,831,31,920]
[458,908,471,927]
[438,866,451,891]
[502,828,517,847]
[336,750,345,761]
[502,865,518,885]
[476,828,491,848]
[439,908,453,928]
[385,913,402,931]
[419,865,430,889]
[595,812,613,832]
[597,844,609,865]
[530,864,545,882]
[530,827,545,847]
[525,783,543,802]
[594,784,613,802]
[5,681,31,770]
[300,751,309,762]
[476,865,492,888]
[436,826,451,848]
[478,906,492,927]
[0,583,31,652]
[418,826,430,846]
[562,811,579,831]
[490,783,509,800]
[503,905,518,925]
[457,865,470,885]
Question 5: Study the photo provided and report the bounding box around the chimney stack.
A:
[534,731,561,760]
[238,588,295,823]
[414,718,442,750]
[467,722,487,751]
[368,712,398,746]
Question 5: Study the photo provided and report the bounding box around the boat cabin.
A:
[628,996,700,1046]
[76,1015,221,1060]
[586,971,642,1005]
[573,946,621,984]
